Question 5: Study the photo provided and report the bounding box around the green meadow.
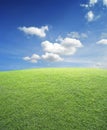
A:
[0,68,107,130]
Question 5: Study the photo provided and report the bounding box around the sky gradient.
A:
[0,0,107,70]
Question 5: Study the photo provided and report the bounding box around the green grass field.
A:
[0,68,107,130]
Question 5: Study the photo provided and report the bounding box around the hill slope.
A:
[0,68,107,130]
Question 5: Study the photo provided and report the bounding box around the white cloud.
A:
[80,4,89,8]
[42,52,63,62]
[41,37,83,56]
[23,37,83,63]
[67,32,88,39]
[42,41,66,55]
[61,37,83,48]
[80,0,97,8]
[23,54,41,63]
[89,0,98,6]
[81,0,107,22]
[67,32,80,39]
[103,0,107,6]
[18,25,48,38]
[86,11,94,22]
[81,33,88,38]
[97,39,107,45]
[23,56,31,61]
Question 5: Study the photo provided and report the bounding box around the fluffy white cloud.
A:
[18,25,48,37]
[41,37,83,56]
[61,37,82,48]
[86,11,94,22]
[23,36,83,63]
[89,0,98,6]
[97,39,107,45]
[42,41,65,55]
[103,0,107,6]
[23,54,41,63]
[42,52,63,62]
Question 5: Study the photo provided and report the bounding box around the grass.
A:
[0,68,107,130]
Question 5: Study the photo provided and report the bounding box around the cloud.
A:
[86,11,94,22]
[89,0,98,6]
[67,32,80,39]
[94,15,101,21]
[18,25,48,38]
[41,37,83,56]
[42,52,63,62]
[80,4,89,8]
[67,32,88,39]
[23,36,83,63]
[94,61,107,69]
[81,33,88,38]
[23,54,41,63]
[42,41,66,55]
[23,56,31,61]
[81,0,107,23]
[95,62,102,68]
[97,39,107,45]
[80,0,98,8]
[103,0,107,6]
[61,37,83,48]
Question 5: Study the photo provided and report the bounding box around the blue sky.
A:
[0,0,107,70]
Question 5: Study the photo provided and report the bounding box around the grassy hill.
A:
[0,68,107,130]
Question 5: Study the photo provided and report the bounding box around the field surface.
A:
[0,68,107,130]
